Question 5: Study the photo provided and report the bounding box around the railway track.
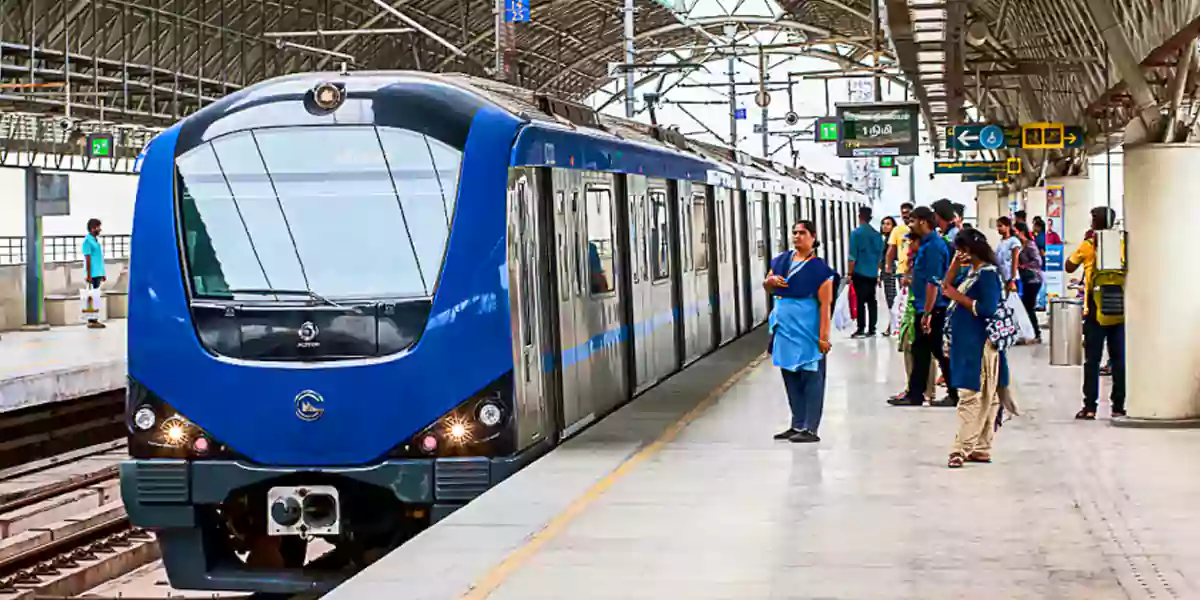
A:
[0,391,125,473]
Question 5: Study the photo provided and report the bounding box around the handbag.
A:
[943,266,1020,355]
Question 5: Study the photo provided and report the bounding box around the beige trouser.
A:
[904,351,938,399]
[951,342,1001,457]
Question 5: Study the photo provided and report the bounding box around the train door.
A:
[580,173,628,416]
[751,191,769,326]
[507,168,552,447]
[715,186,737,345]
[627,175,652,392]
[553,169,592,438]
[631,178,677,389]
[679,183,711,365]
[734,188,751,333]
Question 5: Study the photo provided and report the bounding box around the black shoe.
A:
[850,332,866,339]
[789,429,820,443]
[930,396,958,407]
[1112,409,1127,418]
[866,331,877,338]
[1075,408,1097,420]
[774,428,800,440]
[888,396,924,406]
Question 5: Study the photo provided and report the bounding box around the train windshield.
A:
[176,125,461,301]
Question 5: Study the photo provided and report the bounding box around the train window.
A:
[639,195,650,281]
[516,180,534,345]
[176,125,464,301]
[556,191,569,302]
[680,194,692,273]
[714,194,725,265]
[586,187,616,295]
[753,196,765,259]
[649,190,670,281]
[692,193,708,271]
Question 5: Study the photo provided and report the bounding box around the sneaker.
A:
[1112,410,1127,418]
[789,429,820,443]
[888,396,924,406]
[774,428,800,440]
[930,396,958,407]
[850,332,866,339]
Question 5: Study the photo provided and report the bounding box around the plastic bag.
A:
[1006,292,1035,341]
[79,288,105,322]
[891,287,908,335]
[833,284,854,331]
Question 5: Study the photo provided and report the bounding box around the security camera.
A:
[57,117,78,132]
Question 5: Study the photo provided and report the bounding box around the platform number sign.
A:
[734,108,747,120]
[87,133,114,158]
[815,117,841,143]
[505,0,530,22]
[878,156,894,168]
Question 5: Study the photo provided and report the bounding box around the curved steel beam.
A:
[536,15,889,92]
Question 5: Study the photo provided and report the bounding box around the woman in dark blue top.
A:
[941,228,1012,468]
[764,220,838,443]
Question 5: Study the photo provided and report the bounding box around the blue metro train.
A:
[119,71,867,593]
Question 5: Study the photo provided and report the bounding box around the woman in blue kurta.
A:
[941,228,1013,468]
[764,220,838,443]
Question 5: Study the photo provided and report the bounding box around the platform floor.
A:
[327,328,1200,600]
[0,321,126,413]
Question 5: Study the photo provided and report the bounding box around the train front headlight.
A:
[133,406,156,431]
[477,402,503,427]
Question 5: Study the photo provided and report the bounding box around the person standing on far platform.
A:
[764,220,838,444]
[879,216,899,336]
[995,216,1022,293]
[1066,207,1125,419]
[890,206,957,407]
[848,206,884,338]
[1014,221,1044,343]
[941,228,1016,468]
[82,218,106,330]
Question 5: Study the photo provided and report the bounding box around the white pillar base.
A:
[1119,143,1200,425]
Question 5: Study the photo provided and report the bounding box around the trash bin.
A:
[1049,298,1084,366]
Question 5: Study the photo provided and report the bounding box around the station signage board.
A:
[814,117,841,143]
[835,101,919,158]
[87,133,114,158]
[505,0,530,22]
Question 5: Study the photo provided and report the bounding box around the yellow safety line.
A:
[458,352,768,600]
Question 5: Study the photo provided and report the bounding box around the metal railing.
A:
[0,235,131,266]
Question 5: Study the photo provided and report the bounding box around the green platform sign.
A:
[815,118,841,143]
[879,156,894,168]
[87,133,114,158]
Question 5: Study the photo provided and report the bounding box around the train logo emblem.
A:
[297,321,320,348]
[295,390,325,422]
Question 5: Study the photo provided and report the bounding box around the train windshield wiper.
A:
[228,288,349,310]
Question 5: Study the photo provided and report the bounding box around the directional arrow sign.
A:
[1063,125,1085,149]
[934,160,1008,175]
[948,124,1022,151]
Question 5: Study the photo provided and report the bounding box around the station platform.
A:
[326,328,1200,600]
[0,321,126,414]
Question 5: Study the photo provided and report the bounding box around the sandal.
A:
[967,452,991,463]
[1075,408,1096,420]
[948,453,965,468]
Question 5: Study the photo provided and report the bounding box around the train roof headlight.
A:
[312,82,344,111]
[478,403,503,427]
[133,406,156,431]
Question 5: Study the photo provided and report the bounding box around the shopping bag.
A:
[833,285,854,331]
[79,288,105,322]
[1005,293,1035,341]
[848,282,858,320]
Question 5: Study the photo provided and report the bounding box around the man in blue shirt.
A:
[82,218,106,329]
[847,206,884,338]
[889,206,958,407]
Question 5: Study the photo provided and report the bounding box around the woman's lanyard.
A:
[786,251,810,280]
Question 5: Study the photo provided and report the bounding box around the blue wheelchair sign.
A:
[979,124,1004,150]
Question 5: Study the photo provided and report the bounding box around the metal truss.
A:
[885,0,1200,166]
[0,0,884,126]
[0,111,158,172]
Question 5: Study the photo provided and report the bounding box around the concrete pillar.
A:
[974,184,1003,248]
[1045,176,1092,249]
[1117,144,1200,426]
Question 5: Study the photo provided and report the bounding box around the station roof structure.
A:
[885,0,1200,162]
[0,0,887,124]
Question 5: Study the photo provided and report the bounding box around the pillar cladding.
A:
[1119,144,1200,426]
[974,184,1003,248]
[1045,176,1092,249]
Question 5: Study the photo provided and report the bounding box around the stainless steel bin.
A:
[1049,298,1084,366]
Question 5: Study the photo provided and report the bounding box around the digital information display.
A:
[835,102,920,158]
